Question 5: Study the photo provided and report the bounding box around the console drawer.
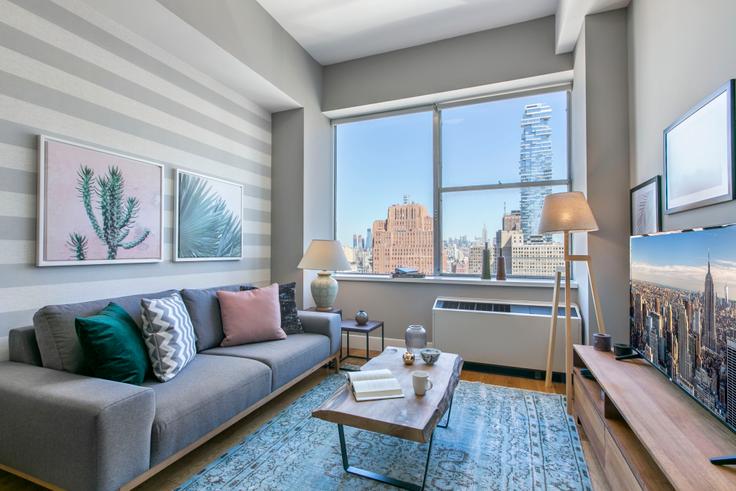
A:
[605,428,642,490]
[573,375,605,461]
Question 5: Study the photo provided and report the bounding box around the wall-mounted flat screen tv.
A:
[630,224,736,432]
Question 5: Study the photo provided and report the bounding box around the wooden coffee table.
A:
[312,347,463,490]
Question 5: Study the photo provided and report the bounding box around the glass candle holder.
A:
[405,324,427,354]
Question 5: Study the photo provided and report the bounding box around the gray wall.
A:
[322,16,573,112]
[271,109,305,307]
[336,280,578,341]
[0,0,272,355]
[160,0,333,306]
[571,10,631,343]
[628,0,736,231]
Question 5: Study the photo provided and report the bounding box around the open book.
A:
[347,369,404,402]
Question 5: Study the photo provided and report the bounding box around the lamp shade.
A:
[538,192,599,233]
[297,240,351,271]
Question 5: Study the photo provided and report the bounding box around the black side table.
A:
[340,320,384,361]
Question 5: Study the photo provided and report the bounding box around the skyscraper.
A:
[365,227,372,250]
[704,253,717,351]
[519,103,553,241]
[727,340,736,427]
[372,201,433,274]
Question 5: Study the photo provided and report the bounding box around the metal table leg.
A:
[338,424,435,491]
[366,332,370,360]
[437,395,454,429]
[381,324,385,352]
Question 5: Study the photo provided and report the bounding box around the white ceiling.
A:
[256,0,559,65]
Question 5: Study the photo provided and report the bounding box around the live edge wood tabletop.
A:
[312,347,463,443]
[573,344,736,491]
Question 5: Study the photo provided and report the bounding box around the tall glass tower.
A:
[704,253,717,351]
[519,103,553,241]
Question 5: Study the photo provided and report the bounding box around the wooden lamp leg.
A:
[586,257,607,335]
[564,232,573,414]
[545,270,562,389]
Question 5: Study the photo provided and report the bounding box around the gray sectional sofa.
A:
[0,285,341,491]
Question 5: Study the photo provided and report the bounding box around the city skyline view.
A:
[631,226,736,428]
[335,91,568,248]
[336,90,568,276]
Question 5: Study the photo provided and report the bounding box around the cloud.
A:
[631,260,736,294]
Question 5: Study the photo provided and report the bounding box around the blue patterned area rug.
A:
[179,375,591,490]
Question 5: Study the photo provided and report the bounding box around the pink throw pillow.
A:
[217,284,286,346]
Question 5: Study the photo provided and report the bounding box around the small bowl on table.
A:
[420,348,441,365]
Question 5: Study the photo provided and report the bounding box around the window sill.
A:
[334,274,578,289]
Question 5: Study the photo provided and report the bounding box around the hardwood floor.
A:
[0,350,605,490]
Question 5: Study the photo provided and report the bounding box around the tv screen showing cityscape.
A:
[630,225,736,432]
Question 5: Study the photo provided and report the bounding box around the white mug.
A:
[412,370,433,396]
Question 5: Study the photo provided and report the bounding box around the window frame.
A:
[332,84,572,277]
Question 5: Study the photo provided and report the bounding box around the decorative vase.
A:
[496,253,506,281]
[481,242,491,280]
[355,310,369,326]
[405,324,427,355]
[311,271,338,311]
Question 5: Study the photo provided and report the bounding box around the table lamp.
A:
[298,240,351,311]
[538,192,607,412]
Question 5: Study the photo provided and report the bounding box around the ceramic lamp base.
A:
[311,271,338,311]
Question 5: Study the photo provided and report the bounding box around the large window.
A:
[335,89,569,278]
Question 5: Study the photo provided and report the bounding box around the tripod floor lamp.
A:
[539,192,607,413]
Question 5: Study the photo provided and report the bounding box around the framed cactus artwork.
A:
[37,135,164,266]
[174,169,243,261]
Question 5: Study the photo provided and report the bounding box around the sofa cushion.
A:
[8,327,42,366]
[140,292,197,382]
[143,354,271,465]
[218,285,286,346]
[203,333,330,389]
[33,289,177,374]
[75,303,150,385]
[180,284,244,351]
[242,283,304,335]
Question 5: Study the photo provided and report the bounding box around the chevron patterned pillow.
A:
[140,292,197,382]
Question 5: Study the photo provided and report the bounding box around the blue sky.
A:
[631,226,736,293]
[335,91,568,244]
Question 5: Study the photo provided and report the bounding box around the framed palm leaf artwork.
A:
[175,169,243,261]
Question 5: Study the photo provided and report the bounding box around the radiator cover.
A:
[432,297,582,373]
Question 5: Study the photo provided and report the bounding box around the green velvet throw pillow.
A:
[75,302,150,385]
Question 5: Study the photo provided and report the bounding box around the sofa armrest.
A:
[0,361,155,491]
[299,311,341,355]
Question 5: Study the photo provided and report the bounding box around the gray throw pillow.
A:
[140,292,197,382]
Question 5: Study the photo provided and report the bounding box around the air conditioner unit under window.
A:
[432,297,582,374]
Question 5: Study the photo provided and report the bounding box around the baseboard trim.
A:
[462,361,566,384]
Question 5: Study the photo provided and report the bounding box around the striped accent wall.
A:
[0,0,272,357]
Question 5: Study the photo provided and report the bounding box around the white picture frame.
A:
[37,135,165,267]
[664,80,735,214]
[174,169,244,262]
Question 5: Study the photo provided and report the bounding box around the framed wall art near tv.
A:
[664,79,735,214]
[174,169,243,262]
[630,175,661,235]
[37,135,164,266]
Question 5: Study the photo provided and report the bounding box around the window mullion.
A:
[433,105,442,276]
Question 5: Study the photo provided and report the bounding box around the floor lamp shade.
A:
[298,240,350,311]
[538,192,604,413]
[538,192,598,234]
